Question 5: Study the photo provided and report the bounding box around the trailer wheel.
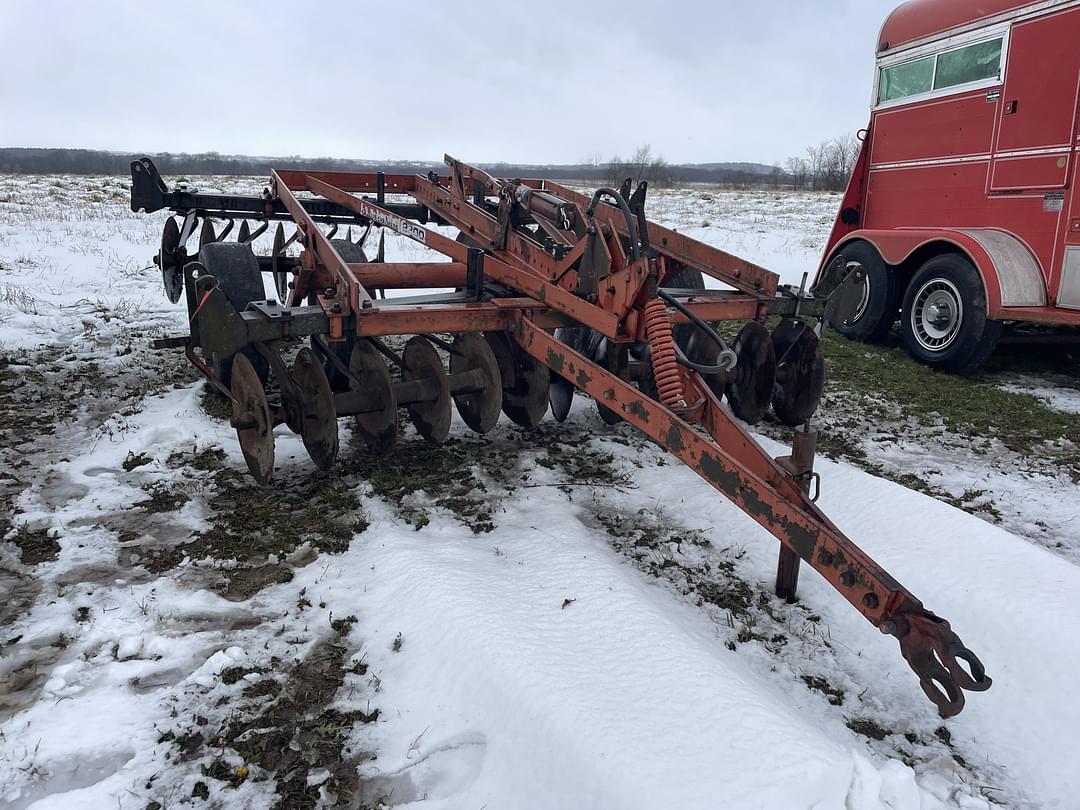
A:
[316,239,368,391]
[900,254,1002,373]
[198,241,269,389]
[826,242,898,342]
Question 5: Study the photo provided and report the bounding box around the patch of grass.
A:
[220,666,258,686]
[201,757,247,787]
[847,716,890,741]
[330,614,358,635]
[8,524,59,565]
[341,436,500,534]
[135,483,186,513]
[216,639,373,808]
[168,446,227,472]
[821,330,1080,456]
[801,674,845,706]
[242,678,281,699]
[122,452,152,471]
[181,469,364,561]
[200,389,234,422]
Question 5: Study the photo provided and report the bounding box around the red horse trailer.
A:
[815,0,1080,372]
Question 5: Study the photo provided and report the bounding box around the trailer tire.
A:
[826,242,898,342]
[198,242,269,390]
[315,239,368,391]
[900,254,1002,373]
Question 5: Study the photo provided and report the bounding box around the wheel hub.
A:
[912,279,963,351]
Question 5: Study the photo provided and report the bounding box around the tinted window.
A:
[878,56,934,103]
[934,38,1003,90]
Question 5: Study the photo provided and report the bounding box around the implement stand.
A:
[775,426,817,602]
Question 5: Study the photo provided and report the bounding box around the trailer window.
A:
[877,36,1005,105]
[878,56,934,103]
[934,38,1003,90]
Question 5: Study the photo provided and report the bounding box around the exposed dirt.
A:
[162,628,380,809]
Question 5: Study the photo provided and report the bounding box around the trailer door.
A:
[990,12,1080,192]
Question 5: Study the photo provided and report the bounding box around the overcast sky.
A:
[0,0,899,166]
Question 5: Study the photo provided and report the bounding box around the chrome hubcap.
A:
[911,278,963,351]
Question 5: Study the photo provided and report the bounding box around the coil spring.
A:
[644,298,685,408]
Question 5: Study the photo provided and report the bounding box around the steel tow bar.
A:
[514,316,991,717]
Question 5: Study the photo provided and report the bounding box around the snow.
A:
[996,373,1080,415]
[1,174,1078,809]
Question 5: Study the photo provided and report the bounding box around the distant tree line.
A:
[0,139,861,191]
[0,148,448,178]
[783,134,860,192]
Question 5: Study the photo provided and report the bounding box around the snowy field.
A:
[1,174,1079,810]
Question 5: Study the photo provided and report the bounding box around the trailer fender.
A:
[820,229,1047,318]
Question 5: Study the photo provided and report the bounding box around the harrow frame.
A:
[131,155,991,717]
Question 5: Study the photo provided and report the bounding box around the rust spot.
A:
[697,450,741,497]
[782,519,818,562]
[624,399,649,423]
[665,424,688,454]
[603,388,616,402]
[545,348,565,374]
[575,368,592,388]
[699,450,818,562]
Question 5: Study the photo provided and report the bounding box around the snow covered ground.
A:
[1,174,1078,809]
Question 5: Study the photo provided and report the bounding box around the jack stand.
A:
[775,424,817,602]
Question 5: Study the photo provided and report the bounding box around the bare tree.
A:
[784,156,808,190]
[607,144,670,188]
[605,153,628,187]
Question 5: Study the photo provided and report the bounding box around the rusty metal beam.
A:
[306,174,623,338]
[271,171,371,318]
[543,180,778,298]
[349,262,466,289]
[512,316,989,717]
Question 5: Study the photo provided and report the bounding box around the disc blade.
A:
[485,331,549,429]
[770,318,825,427]
[726,321,776,425]
[160,217,184,304]
[231,353,275,484]
[402,336,451,444]
[292,346,339,469]
[450,333,502,434]
[349,340,398,453]
[272,223,289,303]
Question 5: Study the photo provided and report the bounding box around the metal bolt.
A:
[817,549,834,566]
[840,569,857,587]
[879,620,898,636]
[862,592,879,609]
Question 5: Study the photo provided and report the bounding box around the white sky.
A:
[0,0,899,166]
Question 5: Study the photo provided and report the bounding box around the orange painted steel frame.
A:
[258,158,989,717]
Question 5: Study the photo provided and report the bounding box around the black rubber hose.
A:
[656,289,737,371]
[672,344,735,375]
[587,188,641,261]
